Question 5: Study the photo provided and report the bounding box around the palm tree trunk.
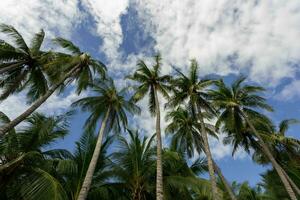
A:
[0,65,80,136]
[77,107,111,200]
[197,112,220,200]
[283,168,300,195]
[240,110,297,200]
[212,160,237,200]
[0,61,26,74]
[153,88,163,200]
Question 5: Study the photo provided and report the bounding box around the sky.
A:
[1,0,300,186]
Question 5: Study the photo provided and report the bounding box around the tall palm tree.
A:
[128,54,171,200]
[167,60,220,199]
[0,38,106,136]
[210,77,297,200]
[165,106,237,200]
[72,78,140,200]
[0,24,51,102]
[0,111,71,200]
[252,119,300,195]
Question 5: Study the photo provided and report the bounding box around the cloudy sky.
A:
[1,0,300,185]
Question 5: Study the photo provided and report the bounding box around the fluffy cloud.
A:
[134,0,300,85]
[0,0,83,42]
[0,89,87,120]
[275,80,300,101]
[81,0,129,60]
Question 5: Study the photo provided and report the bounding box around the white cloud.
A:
[134,0,300,85]
[209,133,248,161]
[81,0,129,60]
[0,88,86,121]
[275,80,300,101]
[0,0,83,42]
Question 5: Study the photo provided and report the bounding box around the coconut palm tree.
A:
[112,129,211,200]
[166,59,220,199]
[112,129,156,200]
[56,131,116,200]
[210,76,297,200]
[128,54,171,200]
[0,37,106,136]
[72,78,140,200]
[165,106,237,200]
[0,24,51,102]
[0,111,71,200]
[252,119,300,195]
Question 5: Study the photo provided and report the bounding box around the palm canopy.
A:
[165,106,217,158]
[252,119,300,165]
[72,78,141,134]
[128,54,171,115]
[47,37,106,94]
[167,59,216,116]
[111,129,210,200]
[210,76,273,136]
[112,129,156,200]
[0,111,71,200]
[56,131,116,200]
[0,24,50,102]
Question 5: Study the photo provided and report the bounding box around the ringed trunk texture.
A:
[196,107,219,200]
[0,65,80,136]
[154,88,163,200]
[282,166,300,195]
[213,160,237,200]
[241,110,297,200]
[77,107,111,200]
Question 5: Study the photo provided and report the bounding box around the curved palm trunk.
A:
[154,88,163,200]
[198,112,220,200]
[240,110,297,200]
[77,107,111,200]
[282,164,300,195]
[0,65,80,136]
[213,160,237,200]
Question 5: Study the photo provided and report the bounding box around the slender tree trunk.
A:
[197,111,220,200]
[153,88,163,200]
[282,167,300,195]
[212,160,237,200]
[0,61,26,74]
[240,110,297,200]
[77,107,111,200]
[0,65,80,136]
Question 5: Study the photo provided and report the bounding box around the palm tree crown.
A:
[72,78,140,133]
[128,54,171,114]
[0,24,50,102]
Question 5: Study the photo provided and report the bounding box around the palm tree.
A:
[0,24,51,102]
[128,54,171,200]
[165,106,237,200]
[56,131,116,200]
[112,129,211,200]
[167,60,220,199]
[210,76,297,200]
[0,37,106,136]
[252,119,300,195]
[112,129,156,200]
[72,78,140,200]
[0,111,71,200]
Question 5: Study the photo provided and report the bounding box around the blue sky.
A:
[1,0,300,186]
